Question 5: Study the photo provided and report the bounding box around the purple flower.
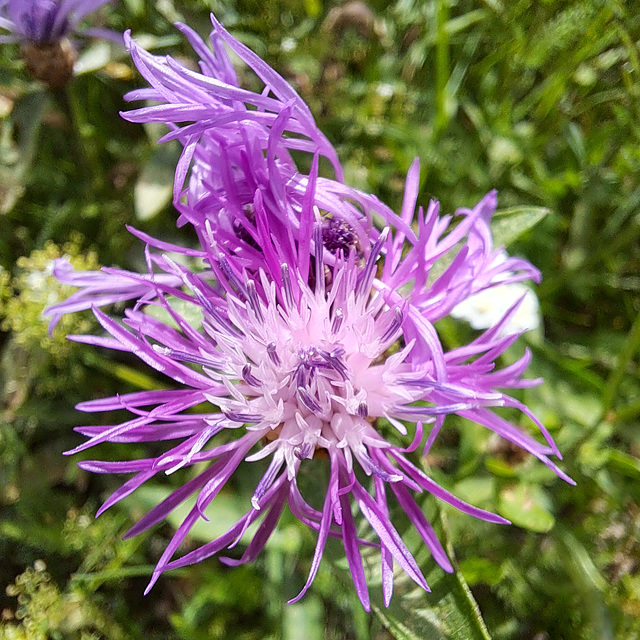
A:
[116,19,539,319]
[1,0,117,87]
[120,19,410,264]
[119,20,541,310]
[45,252,184,333]
[48,194,570,610]
[46,16,572,609]
[0,0,110,44]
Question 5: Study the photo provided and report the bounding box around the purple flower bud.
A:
[1,0,121,87]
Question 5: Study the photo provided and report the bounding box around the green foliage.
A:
[1,237,97,352]
[0,238,98,404]
[2,560,127,640]
[1,0,640,638]
[371,513,493,640]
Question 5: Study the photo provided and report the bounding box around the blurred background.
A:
[1,1,639,638]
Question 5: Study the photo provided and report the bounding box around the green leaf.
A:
[71,565,157,583]
[446,9,488,35]
[0,90,47,214]
[557,529,607,593]
[134,143,180,221]
[485,458,518,478]
[428,203,550,285]
[498,484,555,533]
[127,484,302,553]
[122,0,144,17]
[283,596,324,640]
[606,449,640,479]
[303,0,322,18]
[130,486,247,544]
[452,477,496,506]
[458,557,503,587]
[83,350,166,391]
[75,41,113,75]
[372,565,492,640]
[556,529,613,639]
[143,295,204,331]
[490,206,551,247]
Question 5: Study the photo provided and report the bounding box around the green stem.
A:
[71,565,158,582]
[52,84,104,192]
[435,0,450,134]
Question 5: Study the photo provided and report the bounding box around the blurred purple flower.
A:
[0,0,111,44]
[1,0,118,87]
[46,16,572,609]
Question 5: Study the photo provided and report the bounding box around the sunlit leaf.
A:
[498,484,555,533]
[491,206,551,248]
[369,512,492,640]
[459,557,503,587]
[75,41,113,75]
[134,143,180,220]
[129,485,248,544]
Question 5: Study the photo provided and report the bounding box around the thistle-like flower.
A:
[46,17,572,609]
[119,17,392,264]
[48,196,570,609]
[0,0,116,87]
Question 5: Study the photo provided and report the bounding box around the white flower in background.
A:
[451,253,541,336]
[451,283,540,335]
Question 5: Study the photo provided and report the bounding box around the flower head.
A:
[47,16,572,609]
[1,0,116,87]
[50,195,570,610]
[118,20,541,319]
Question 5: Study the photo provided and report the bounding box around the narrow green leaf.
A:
[558,529,607,593]
[446,10,488,35]
[485,458,518,478]
[134,143,179,221]
[83,350,165,391]
[144,295,204,331]
[429,203,550,285]
[556,529,613,639]
[71,565,157,582]
[607,449,640,479]
[122,0,144,17]
[75,41,113,75]
[0,90,47,214]
[283,595,324,640]
[126,486,301,554]
[130,486,248,544]
[491,206,551,248]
